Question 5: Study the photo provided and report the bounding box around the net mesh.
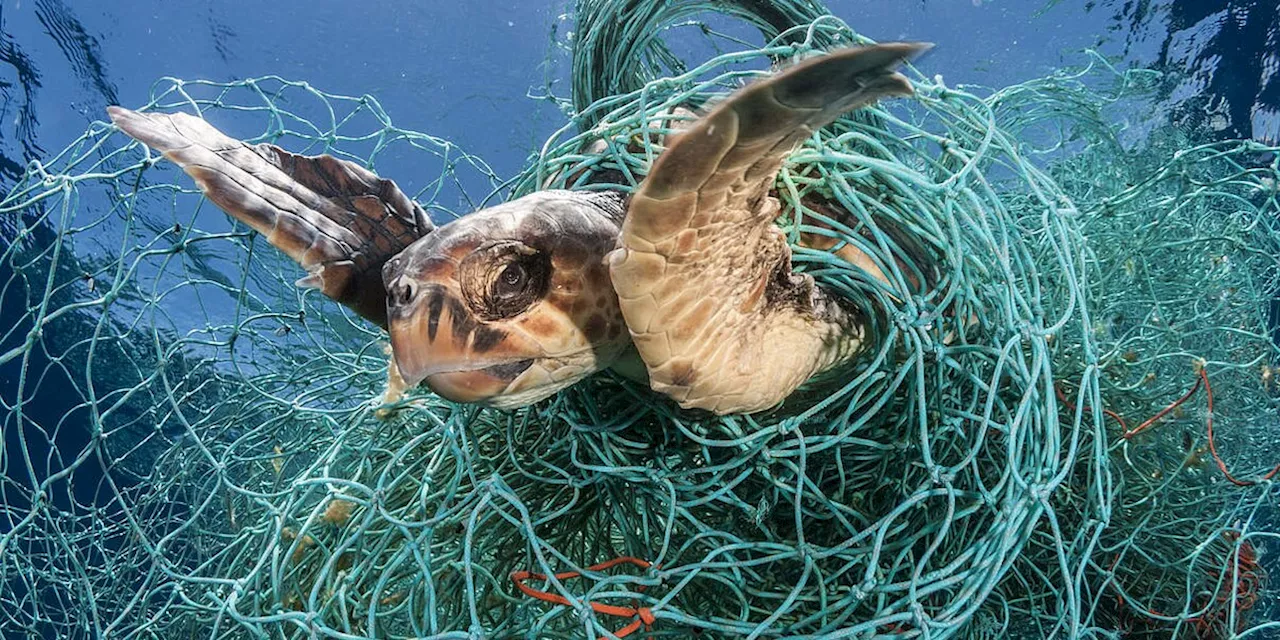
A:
[2,1,1279,638]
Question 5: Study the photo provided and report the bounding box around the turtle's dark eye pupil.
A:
[496,263,526,295]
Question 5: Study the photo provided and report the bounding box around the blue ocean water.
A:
[1,1,1278,637]
[0,0,1275,187]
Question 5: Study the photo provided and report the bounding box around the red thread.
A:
[1200,367,1280,487]
[1121,373,1201,439]
[1054,383,1129,432]
[511,556,656,639]
[1062,365,1279,485]
[1112,530,1267,636]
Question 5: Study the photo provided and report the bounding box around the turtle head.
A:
[382,190,629,408]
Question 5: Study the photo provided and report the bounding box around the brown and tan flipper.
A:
[609,43,928,414]
[107,106,433,327]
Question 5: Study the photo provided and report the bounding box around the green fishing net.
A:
[3,0,1279,638]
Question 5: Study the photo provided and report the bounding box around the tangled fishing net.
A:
[3,0,1279,637]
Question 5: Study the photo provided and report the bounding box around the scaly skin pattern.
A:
[609,43,927,414]
[381,191,630,408]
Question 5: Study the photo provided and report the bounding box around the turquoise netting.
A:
[2,0,1278,638]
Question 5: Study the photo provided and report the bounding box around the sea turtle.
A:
[108,42,928,415]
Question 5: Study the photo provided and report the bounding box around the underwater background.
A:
[1,1,1277,184]
[2,0,1280,638]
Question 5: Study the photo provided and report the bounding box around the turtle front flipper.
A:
[107,107,433,328]
[609,43,928,414]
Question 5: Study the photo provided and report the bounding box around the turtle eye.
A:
[494,263,528,298]
[458,241,550,320]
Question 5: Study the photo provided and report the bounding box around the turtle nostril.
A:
[390,278,419,307]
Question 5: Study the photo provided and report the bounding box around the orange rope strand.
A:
[511,557,656,639]
[1054,383,1129,432]
[1066,365,1279,485]
[1121,375,1201,439]
[1200,367,1280,487]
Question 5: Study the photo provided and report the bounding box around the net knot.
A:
[929,341,946,361]
[910,602,930,626]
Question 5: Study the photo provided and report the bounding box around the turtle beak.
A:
[421,366,535,404]
[386,280,538,404]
